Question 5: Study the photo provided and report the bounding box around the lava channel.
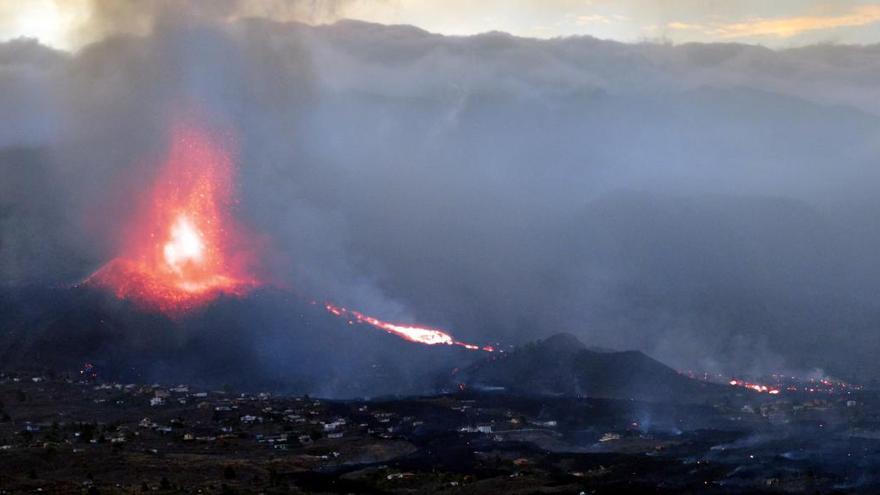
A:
[323,303,495,352]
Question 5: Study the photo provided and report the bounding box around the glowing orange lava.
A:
[85,122,258,314]
[729,379,780,395]
[323,303,495,352]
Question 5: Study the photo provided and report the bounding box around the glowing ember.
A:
[85,122,258,314]
[323,303,494,352]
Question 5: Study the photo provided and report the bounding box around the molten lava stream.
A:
[85,122,258,315]
[323,303,494,352]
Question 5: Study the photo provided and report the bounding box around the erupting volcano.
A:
[85,119,493,351]
[85,122,259,314]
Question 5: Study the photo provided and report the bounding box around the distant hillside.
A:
[459,333,723,403]
[0,286,480,398]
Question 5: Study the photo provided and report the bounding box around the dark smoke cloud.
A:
[3,3,880,385]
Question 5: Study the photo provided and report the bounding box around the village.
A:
[1,366,880,493]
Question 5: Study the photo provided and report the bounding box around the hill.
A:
[459,333,723,402]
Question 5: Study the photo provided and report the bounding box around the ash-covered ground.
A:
[1,356,879,494]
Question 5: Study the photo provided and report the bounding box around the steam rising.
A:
[3,2,880,384]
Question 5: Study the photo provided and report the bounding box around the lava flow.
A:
[323,303,495,352]
[728,379,780,395]
[85,122,258,315]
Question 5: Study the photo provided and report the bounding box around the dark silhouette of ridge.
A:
[460,333,724,402]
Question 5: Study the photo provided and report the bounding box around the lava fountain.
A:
[85,122,258,315]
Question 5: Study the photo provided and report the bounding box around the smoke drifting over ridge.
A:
[3,2,880,383]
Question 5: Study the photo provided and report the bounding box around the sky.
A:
[3,0,880,51]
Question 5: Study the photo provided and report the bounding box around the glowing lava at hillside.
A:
[85,123,258,314]
[324,303,495,352]
[84,120,492,351]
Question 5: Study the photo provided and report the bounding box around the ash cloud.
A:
[3,3,880,385]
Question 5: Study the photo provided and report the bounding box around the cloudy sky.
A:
[4,0,880,50]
